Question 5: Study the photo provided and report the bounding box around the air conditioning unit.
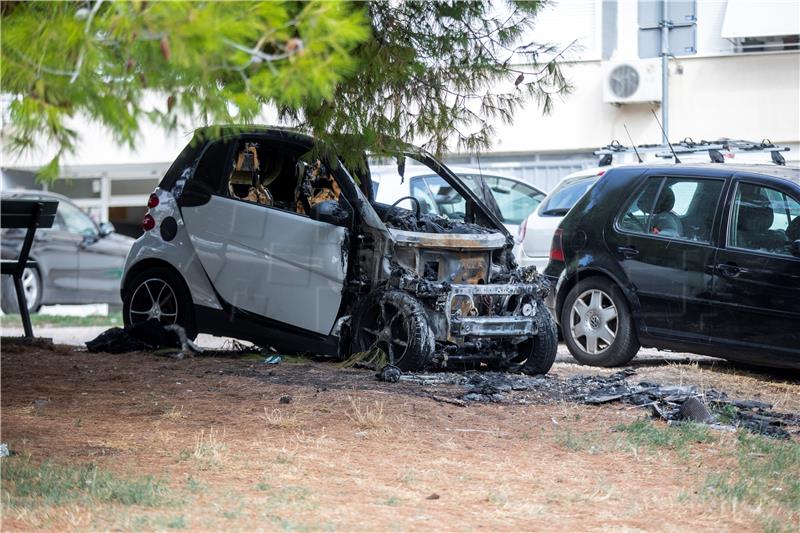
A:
[602,59,662,104]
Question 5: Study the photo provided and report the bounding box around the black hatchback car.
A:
[544,164,800,369]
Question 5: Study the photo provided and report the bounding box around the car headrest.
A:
[230,145,260,186]
[260,153,284,186]
[235,145,259,172]
[655,187,675,213]
[787,216,800,241]
[738,204,774,232]
[637,186,675,214]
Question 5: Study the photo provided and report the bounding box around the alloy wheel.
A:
[569,288,618,355]
[128,278,178,326]
[360,300,410,364]
[21,268,39,311]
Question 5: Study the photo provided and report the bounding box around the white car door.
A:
[179,138,348,336]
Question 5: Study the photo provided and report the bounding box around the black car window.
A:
[618,177,723,243]
[728,182,800,257]
[160,139,205,189]
[193,139,233,192]
[618,178,663,234]
[539,176,600,216]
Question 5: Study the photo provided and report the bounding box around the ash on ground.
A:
[391,367,799,439]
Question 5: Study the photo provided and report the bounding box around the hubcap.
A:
[21,268,38,311]
[570,289,618,355]
[128,278,178,326]
[361,300,410,364]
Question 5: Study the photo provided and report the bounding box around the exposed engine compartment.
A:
[372,203,493,235]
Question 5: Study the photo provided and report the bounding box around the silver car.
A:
[121,126,558,373]
[1,190,134,313]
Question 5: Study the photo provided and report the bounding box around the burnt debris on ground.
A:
[78,337,798,440]
[391,367,800,439]
[86,319,202,358]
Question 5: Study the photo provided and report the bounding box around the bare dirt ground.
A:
[2,342,799,532]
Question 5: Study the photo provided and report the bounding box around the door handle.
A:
[616,245,639,258]
[717,262,744,278]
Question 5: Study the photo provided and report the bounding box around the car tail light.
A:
[142,213,156,231]
[549,228,565,262]
[515,216,528,244]
[147,193,160,208]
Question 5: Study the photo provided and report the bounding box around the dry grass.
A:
[160,405,185,421]
[261,408,302,430]
[190,428,227,469]
[345,395,386,430]
[3,345,798,532]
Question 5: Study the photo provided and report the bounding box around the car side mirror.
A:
[98,221,115,237]
[310,200,350,227]
[81,229,99,245]
[791,240,800,258]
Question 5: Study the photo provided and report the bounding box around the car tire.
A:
[351,290,435,371]
[560,277,639,367]
[122,266,196,340]
[1,267,42,314]
[517,308,558,375]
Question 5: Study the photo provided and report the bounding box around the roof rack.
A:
[594,138,790,166]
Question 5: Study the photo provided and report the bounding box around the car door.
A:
[33,203,81,302]
[605,173,726,342]
[77,230,131,304]
[56,200,122,303]
[710,178,800,356]
[179,137,349,336]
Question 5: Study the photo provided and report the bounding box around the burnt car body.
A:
[121,126,557,373]
[544,163,800,369]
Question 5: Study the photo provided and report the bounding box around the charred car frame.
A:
[121,126,557,373]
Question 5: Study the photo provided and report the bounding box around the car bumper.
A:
[445,283,541,339]
[544,275,558,320]
[512,246,549,272]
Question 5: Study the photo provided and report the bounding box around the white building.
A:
[455,0,800,175]
[3,0,798,236]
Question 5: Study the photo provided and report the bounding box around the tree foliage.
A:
[1,0,368,179]
[292,0,572,162]
[1,0,570,181]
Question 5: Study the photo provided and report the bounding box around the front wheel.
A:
[560,277,639,367]
[351,290,435,371]
[123,267,196,339]
[516,308,558,375]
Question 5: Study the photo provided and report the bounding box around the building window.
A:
[721,0,800,53]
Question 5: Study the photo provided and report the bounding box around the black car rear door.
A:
[710,175,800,357]
[606,171,727,343]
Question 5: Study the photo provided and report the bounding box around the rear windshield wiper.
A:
[540,208,570,216]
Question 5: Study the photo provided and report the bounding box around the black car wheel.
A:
[1,267,42,314]
[561,277,639,367]
[516,308,558,375]
[123,267,196,339]
[351,290,435,371]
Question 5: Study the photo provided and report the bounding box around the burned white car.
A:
[121,127,557,373]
